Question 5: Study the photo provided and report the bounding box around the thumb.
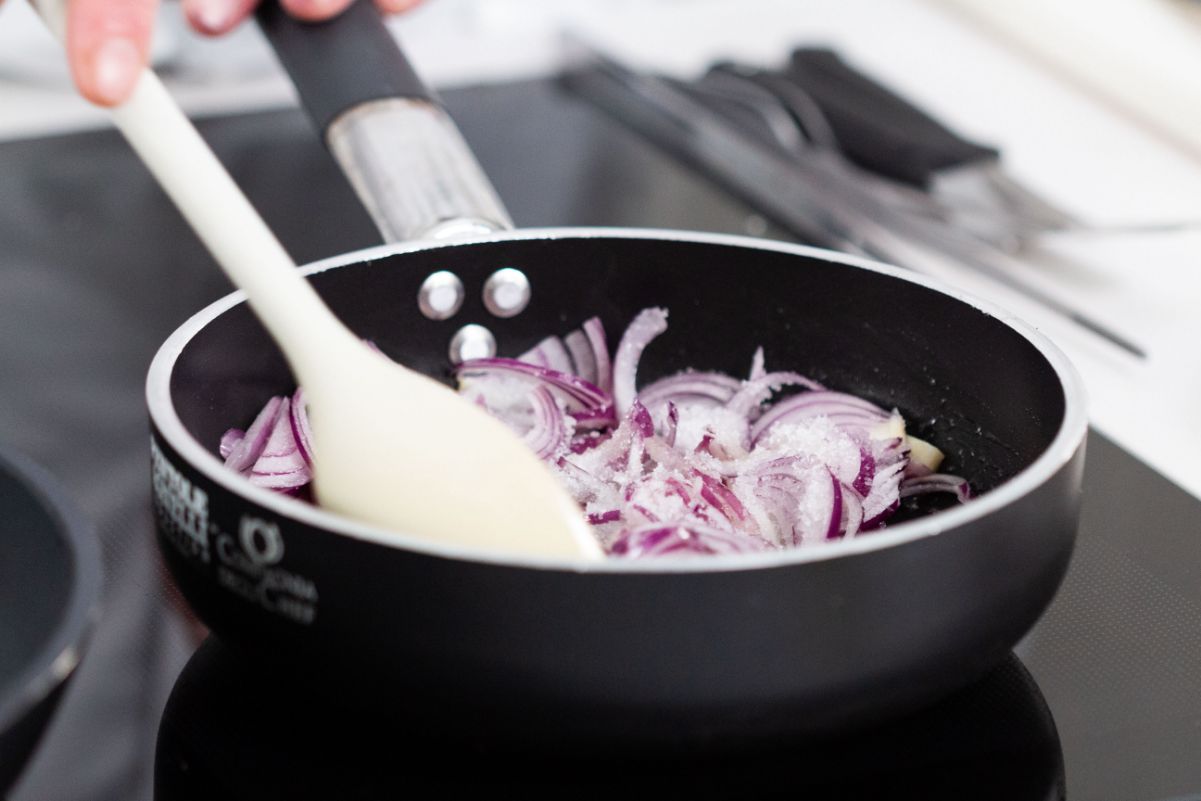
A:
[67,0,158,106]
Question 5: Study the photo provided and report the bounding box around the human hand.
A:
[53,0,422,107]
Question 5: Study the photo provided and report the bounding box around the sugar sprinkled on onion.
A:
[221,310,970,556]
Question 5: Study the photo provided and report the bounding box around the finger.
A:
[374,0,422,13]
[67,0,158,106]
[278,0,353,22]
[183,0,259,36]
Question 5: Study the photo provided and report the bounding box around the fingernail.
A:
[285,0,348,21]
[92,37,142,106]
[190,0,234,33]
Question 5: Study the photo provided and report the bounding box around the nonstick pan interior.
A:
[171,231,1067,503]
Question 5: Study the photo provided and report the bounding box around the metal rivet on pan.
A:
[418,270,465,320]
[482,268,530,318]
[448,324,496,365]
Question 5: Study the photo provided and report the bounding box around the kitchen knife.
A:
[781,48,1081,233]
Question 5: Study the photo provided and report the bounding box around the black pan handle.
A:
[256,0,513,242]
[786,48,999,187]
[256,0,437,133]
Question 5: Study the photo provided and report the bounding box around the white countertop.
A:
[3,0,1201,499]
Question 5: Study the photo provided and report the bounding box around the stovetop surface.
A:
[2,78,1199,801]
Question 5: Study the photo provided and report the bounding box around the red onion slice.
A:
[583,317,612,394]
[900,473,973,503]
[456,357,614,424]
[248,398,310,490]
[219,429,244,459]
[749,346,766,381]
[223,395,284,473]
[613,307,668,415]
[638,371,742,411]
[751,390,890,445]
[519,335,574,373]
[725,371,825,421]
[289,388,315,466]
[521,386,569,461]
[609,523,769,558]
[564,329,597,386]
[861,460,906,530]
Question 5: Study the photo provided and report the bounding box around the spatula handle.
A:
[28,0,346,368]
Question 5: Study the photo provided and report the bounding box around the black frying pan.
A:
[0,447,100,793]
[144,2,1086,743]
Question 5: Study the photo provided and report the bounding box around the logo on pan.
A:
[239,517,284,566]
[150,438,210,563]
[213,514,318,625]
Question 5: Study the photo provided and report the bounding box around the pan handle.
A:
[256,0,514,241]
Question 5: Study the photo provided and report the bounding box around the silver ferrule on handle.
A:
[326,98,514,243]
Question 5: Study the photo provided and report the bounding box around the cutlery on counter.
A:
[559,36,1148,359]
[780,48,1201,245]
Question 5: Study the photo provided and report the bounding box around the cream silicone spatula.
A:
[32,0,598,560]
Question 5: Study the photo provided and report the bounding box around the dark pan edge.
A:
[0,447,103,765]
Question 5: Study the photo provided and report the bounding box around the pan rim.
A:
[0,446,101,749]
[146,227,1087,574]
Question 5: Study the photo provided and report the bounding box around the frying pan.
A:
[145,1,1086,742]
[0,447,100,793]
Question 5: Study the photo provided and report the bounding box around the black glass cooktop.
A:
[2,78,1199,801]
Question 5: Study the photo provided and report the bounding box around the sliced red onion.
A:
[724,370,826,451]
[522,386,569,461]
[663,402,680,448]
[564,400,651,479]
[861,460,906,530]
[697,470,753,529]
[609,523,769,558]
[629,399,654,439]
[569,430,610,454]
[791,465,841,544]
[289,388,315,466]
[825,472,845,540]
[221,307,969,558]
[613,307,668,416]
[219,429,244,459]
[248,398,310,490]
[223,396,284,473]
[852,444,875,496]
[583,317,612,394]
[726,371,825,422]
[564,329,597,386]
[455,357,614,424]
[900,473,973,503]
[555,457,613,504]
[519,335,574,373]
[749,346,766,381]
[751,390,890,444]
[747,476,800,545]
[841,487,864,538]
[638,371,741,411]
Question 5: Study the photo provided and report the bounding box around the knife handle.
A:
[786,48,999,187]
